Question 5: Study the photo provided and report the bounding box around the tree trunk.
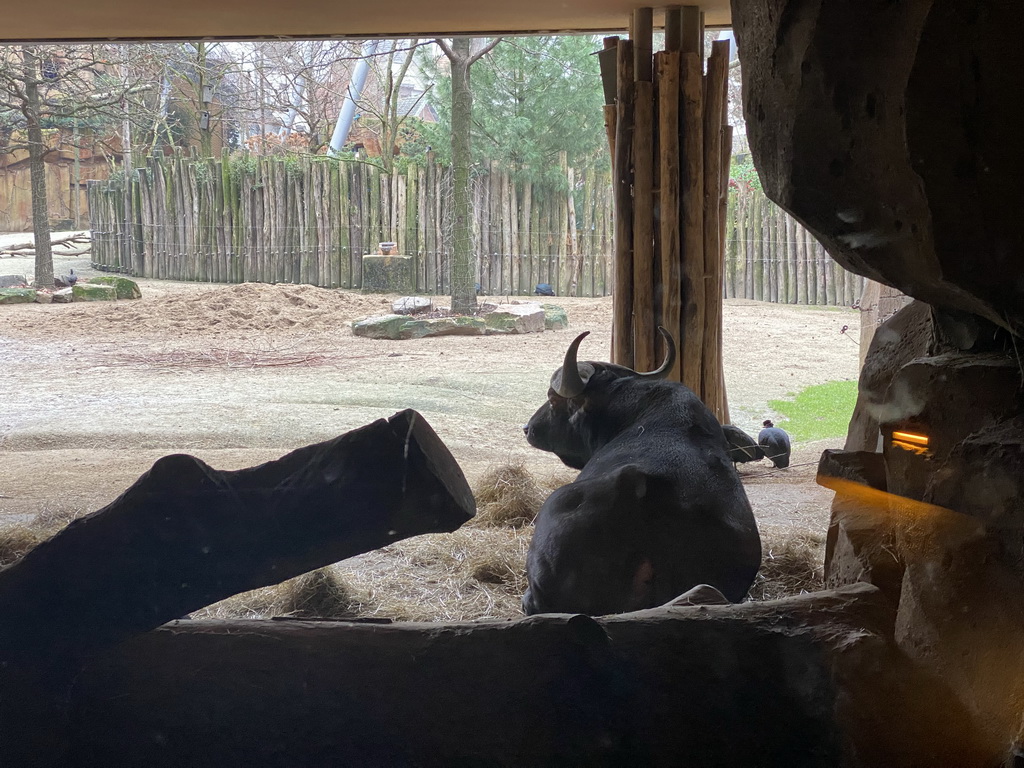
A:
[21,46,54,288]
[448,38,478,314]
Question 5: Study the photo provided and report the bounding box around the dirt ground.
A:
[0,247,862,617]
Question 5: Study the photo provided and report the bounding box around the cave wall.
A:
[731,0,1024,338]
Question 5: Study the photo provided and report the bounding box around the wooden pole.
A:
[632,78,656,372]
[717,124,733,421]
[631,8,654,82]
[612,39,635,367]
[679,51,704,394]
[665,6,683,52]
[657,50,682,382]
[680,6,703,56]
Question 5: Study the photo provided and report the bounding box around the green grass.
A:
[767,380,858,443]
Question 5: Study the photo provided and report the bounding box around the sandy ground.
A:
[1,245,861,540]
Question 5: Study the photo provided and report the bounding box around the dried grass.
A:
[471,462,547,528]
[748,531,827,601]
[0,506,88,567]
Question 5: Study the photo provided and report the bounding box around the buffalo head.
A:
[523,328,676,469]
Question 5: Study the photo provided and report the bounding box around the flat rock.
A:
[400,316,486,339]
[484,303,544,335]
[34,291,53,304]
[88,275,141,299]
[0,275,28,288]
[541,304,569,331]
[72,283,117,302]
[52,287,74,303]
[351,314,408,339]
[392,296,432,315]
[0,287,36,305]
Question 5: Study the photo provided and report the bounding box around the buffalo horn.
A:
[555,331,591,398]
[635,326,676,379]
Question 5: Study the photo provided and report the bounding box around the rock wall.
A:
[731,0,1024,338]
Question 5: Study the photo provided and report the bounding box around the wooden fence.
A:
[724,184,866,306]
[87,149,862,305]
[88,151,614,298]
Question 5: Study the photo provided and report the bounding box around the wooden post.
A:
[612,39,635,368]
[700,40,728,417]
[679,51,704,394]
[680,6,703,56]
[657,50,682,382]
[665,6,683,52]
[632,77,656,372]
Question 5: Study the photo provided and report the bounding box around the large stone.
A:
[399,316,485,339]
[72,283,117,302]
[880,354,1022,503]
[541,303,569,331]
[392,296,432,315]
[52,288,74,304]
[844,300,938,452]
[351,314,407,339]
[0,287,36,305]
[88,275,141,299]
[484,303,544,335]
[0,275,27,288]
[34,291,52,304]
[732,0,1024,340]
[361,254,414,295]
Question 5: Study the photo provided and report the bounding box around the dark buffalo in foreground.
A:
[521,329,761,615]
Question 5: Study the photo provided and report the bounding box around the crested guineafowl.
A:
[758,419,791,468]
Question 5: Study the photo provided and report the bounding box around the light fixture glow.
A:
[892,431,929,447]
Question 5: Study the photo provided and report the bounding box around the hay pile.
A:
[748,531,827,601]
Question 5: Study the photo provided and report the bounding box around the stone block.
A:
[0,275,28,288]
[34,291,53,304]
[0,287,36,305]
[541,304,569,330]
[399,317,485,339]
[392,296,432,315]
[88,276,142,299]
[484,303,544,334]
[72,283,117,302]
[361,255,414,295]
[52,288,74,303]
[351,314,407,339]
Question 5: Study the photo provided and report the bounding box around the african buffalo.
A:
[521,329,762,615]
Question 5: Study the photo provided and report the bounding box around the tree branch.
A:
[468,38,503,66]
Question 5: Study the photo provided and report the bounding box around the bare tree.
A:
[0,44,148,286]
[434,37,501,315]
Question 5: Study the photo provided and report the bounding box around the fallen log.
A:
[0,233,90,255]
[54,583,993,767]
[0,409,475,664]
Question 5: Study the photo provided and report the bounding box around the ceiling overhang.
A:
[2,1,730,43]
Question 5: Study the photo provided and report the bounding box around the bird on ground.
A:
[54,269,78,288]
[721,424,764,465]
[534,283,555,297]
[758,419,792,468]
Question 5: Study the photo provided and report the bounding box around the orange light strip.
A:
[892,431,929,447]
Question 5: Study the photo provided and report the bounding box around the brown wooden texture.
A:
[612,39,636,366]
[700,40,728,419]
[631,79,656,372]
[679,51,704,393]
[657,50,683,382]
[0,409,474,662]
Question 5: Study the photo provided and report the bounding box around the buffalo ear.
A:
[628,558,655,609]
